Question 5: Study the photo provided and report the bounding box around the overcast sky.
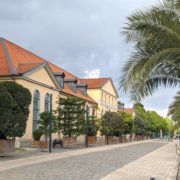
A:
[0,0,179,117]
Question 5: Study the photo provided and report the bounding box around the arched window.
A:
[45,93,50,112]
[32,90,40,131]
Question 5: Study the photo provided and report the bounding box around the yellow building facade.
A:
[81,78,119,117]
[0,38,119,146]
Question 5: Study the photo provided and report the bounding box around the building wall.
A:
[15,77,59,140]
[87,80,118,118]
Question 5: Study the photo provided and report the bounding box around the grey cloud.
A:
[0,0,176,116]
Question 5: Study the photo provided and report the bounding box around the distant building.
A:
[81,78,119,117]
[117,101,134,116]
[0,38,119,146]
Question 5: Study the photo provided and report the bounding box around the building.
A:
[0,38,97,146]
[81,78,119,117]
[0,38,119,145]
[117,101,134,116]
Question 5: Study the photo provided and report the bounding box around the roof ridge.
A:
[2,38,79,80]
[0,38,15,75]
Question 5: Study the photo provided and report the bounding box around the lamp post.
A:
[49,94,52,153]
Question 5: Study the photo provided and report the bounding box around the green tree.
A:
[0,82,31,139]
[120,0,180,101]
[58,97,86,137]
[168,91,180,124]
[117,111,132,140]
[85,115,99,136]
[100,112,114,144]
[38,112,58,141]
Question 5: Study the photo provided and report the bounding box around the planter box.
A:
[0,139,15,156]
[63,137,77,148]
[32,140,39,148]
[88,136,96,145]
[32,141,48,149]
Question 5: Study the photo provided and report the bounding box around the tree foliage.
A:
[58,97,86,137]
[168,91,180,124]
[100,111,125,137]
[120,0,180,102]
[0,81,31,139]
[37,112,58,140]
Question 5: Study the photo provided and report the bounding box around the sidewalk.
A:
[101,140,178,180]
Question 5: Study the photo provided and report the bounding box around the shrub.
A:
[33,129,43,141]
[0,82,31,139]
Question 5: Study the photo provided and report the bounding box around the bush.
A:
[0,82,31,139]
[33,129,43,141]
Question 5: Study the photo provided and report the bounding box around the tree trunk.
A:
[106,136,109,145]
[85,135,88,148]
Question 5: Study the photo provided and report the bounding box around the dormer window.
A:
[64,78,77,93]
[77,84,87,96]
[54,72,65,88]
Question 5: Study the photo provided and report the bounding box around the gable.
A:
[25,67,58,89]
[101,80,118,97]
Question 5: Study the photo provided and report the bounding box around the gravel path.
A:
[0,141,166,180]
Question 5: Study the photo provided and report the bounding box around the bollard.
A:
[150,177,155,180]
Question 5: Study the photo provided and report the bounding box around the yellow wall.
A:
[87,80,118,118]
[27,67,57,88]
[14,68,60,140]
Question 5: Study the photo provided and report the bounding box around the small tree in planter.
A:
[85,115,99,147]
[58,97,86,148]
[32,129,43,148]
[118,111,132,142]
[0,82,31,155]
[36,112,58,148]
[100,112,114,144]
[112,113,125,143]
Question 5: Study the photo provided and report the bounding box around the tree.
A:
[0,82,31,139]
[58,97,86,137]
[100,111,125,144]
[168,91,180,124]
[120,0,180,102]
[37,112,58,141]
[85,115,99,136]
[118,111,133,140]
[112,113,125,142]
[100,112,114,144]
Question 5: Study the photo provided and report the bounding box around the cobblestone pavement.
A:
[102,141,178,180]
[0,141,167,180]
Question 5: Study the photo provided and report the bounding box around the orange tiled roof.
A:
[61,84,97,104]
[0,38,96,104]
[0,41,10,76]
[118,108,134,115]
[16,63,44,74]
[80,78,109,89]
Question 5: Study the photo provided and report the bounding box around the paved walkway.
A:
[102,140,178,180]
[0,140,177,180]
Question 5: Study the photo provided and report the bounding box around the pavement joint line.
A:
[0,140,153,172]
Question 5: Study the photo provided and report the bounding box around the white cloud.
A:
[147,108,168,118]
[84,69,100,78]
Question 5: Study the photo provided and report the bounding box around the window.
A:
[101,92,104,101]
[33,90,40,131]
[45,93,50,112]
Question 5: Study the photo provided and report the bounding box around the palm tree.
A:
[120,0,180,102]
[168,91,180,124]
